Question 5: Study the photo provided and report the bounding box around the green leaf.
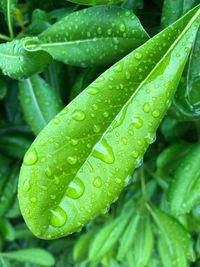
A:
[18,5,200,239]
[157,237,188,267]
[161,0,199,28]
[0,163,19,217]
[0,134,32,158]
[132,216,154,267]
[19,74,64,135]
[25,9,52,36]
[169,142,200,216]
[0,219,15,242]
[0,248,55,266]
[0,77,7,100]
[65,0,125,6]
[117,214,140,261]
[73,229,96,262]
[147,204,195,262]
[0,38,52,79]
[169,27,200,121]
[24,6,149,67]
[0,0,18,39]
[89,212,132,261]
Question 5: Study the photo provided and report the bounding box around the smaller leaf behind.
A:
[19,75,64,135]
[169,142,200,216]
[0,38,52,80]
[24,6,149,67]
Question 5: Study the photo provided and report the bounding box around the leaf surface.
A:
[19,75,64,135]
[24,6,150,67]
[18,5,200,239]
[0,38,52,79]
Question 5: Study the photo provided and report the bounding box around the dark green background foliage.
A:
[0,0,200,266]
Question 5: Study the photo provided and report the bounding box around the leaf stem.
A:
[7,1,14,40]
[145,166,168,191]
[140,165,146,199]
[0,33,11,41]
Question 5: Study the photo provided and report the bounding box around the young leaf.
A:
[0,77,7,100]
[24,6,149,67]
[131,216,154,267]
[19,75,64,135]
[147,204,195,262]
[89,211,132,261]
[0,163,19,217]
[117,214,140,261]
[0,38,52,79]
[169,142,200,216]
[0,219,15,242]
[0,0,18,39]
[0,248,55,266]
[18,5,200,239]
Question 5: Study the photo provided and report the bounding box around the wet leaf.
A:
[24,6,149,67]
[18,5,200,239]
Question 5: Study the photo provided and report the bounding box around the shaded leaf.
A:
[19,74,64,135]
[24,6,149,67]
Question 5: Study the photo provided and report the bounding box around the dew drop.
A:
[72,110,85,121]
[45,166,53,177]
[143,103,150,113]
[93,139,115,164]
[30,197,37,203]
[24,147,38,165]
[119,23,126,32]
[53,117,60,124]
[66,177,85,199]
[67,155,77,165]
[134,51,142,59]
[25,208,30,214]
[152,109,160,118]
[131,150,139,158]
[93,176,102,188]
[113,61,123,73]
[23,179,31,193]
[115,177,122,184]
[60,107,68,115]
[50,206,67,227]
[87,86,100,95]
[132,117,143,128]
[93,124,101,133]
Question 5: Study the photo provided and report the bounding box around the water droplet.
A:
[131,150,139,158]
[132,117,143,128]
[93,176,102,188]
[50,206,67,227]
[25,208,30,214]
[119,23,126,32]
[115,177,122,184]
[113,105,128,129]
[87,86,100,95]
[50,195,56,200]
[93,139,115,164]
[23,179,31,193]
[134,51,142,59]
[53,117,60,124]
[103,111,109,118]
[71,139,78,146]
[92,104,98,110]
[72,110,85,121]
[125,71,131,80]
[45,166,53,177]
[67,156,77,165]
[54,176,60,185]
[60,107,68,115]
[113,61,123,73]
[91,193,96,199]
[122,137,127,145]
[24,147,38,165]
[143,103,150,113]
[152,109,160,118]
[66,177,85,199]
[128,129,134,136]
[40,185,47,191]
[30,197,37,203]
[93,124,101,133]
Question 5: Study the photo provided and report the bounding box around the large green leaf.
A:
[66,0,125,6]
[23,6,149,67]
[0,38,52,79]
[18,5,200,239]
[169,142,200,216]
[19,75,64,135]
[0,0,18,38]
